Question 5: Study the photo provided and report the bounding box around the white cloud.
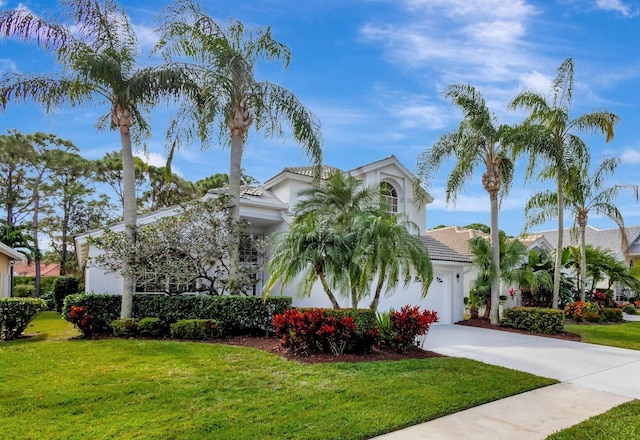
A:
[132,23,160,49]
[620,148,640,164]
[595,0,635,16]
[519,71,553,94]
[0,58,18,72]
[134,150,184,177]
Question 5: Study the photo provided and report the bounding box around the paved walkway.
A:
[372,324,640,439]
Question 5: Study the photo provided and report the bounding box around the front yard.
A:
[0,313,555,440]
[565,321,640,351]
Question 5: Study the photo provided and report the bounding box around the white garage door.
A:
[376,270,453,324]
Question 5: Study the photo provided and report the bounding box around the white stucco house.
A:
[0,242,26,298]
[75,155,472,324]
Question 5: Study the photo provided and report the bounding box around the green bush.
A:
[324,308,378,353]
[138,317,166,337]
[53,276,80,313]
[111,318,138,337]
[500,307,565,334]
[63,294,292,335]
[622,304,637,315]
[602,308,623,322]
[13,276,57,297]
[0,298,46,340]
[40,290,56,311]
[171,319,220,339]
[13,284,35,297]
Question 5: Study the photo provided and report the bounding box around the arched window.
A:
[380,182,398,213]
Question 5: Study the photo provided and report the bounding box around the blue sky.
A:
[1,0,640,236]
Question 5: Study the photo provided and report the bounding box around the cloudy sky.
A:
[1,0,639,235]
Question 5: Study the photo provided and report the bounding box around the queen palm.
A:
[510,58,620,308]
[525,157,637,301]
[156,0,322,294]
[417,84,514,324]
[0,0,197,317]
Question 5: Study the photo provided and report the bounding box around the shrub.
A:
[53,276,80,313]
[63,294,291,335]
[273,308,369,356]
[0,298,46,340]
[386,305,439,353]
[324,309,378,354]
[622,304,637,314]
[564,301,602,323]
[40,289,56,311]
[602,308,623,323]
[13,284,35,297]
[138,317,166,337]
[68,306,95,338]
[111,318,138,337]
[170,319,220,339]
[500,307,565,334]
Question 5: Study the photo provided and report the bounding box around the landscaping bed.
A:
[457,318,582,342]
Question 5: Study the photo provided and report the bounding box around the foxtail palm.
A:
[510,58,620,309]
[0,0,197,317]
[417,84,514,324]
[526,157,637,300]
[355,212,433,311]
[157,0,322,294]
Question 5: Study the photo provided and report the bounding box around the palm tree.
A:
[469,232,528,318]
[0,0,197,317]
[510,58,620,309]
[263,214,346,309]
[525,157,638,301]
[156,0,323,294]
[417,84,514,324]
[355,211,433,311]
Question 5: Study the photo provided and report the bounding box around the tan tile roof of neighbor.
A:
[535,225,640,258]
[13,261,60,277]
[420,235,472,263]
[425,226,488,258]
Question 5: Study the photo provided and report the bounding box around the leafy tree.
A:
[90,197,265,296]
[526,157,638,300]
[417,84,514,324]
[510,58,620,308]
[93,151,150,216]
[469,232,528,318]
[0,0,198,317]
[157,0,323,294]
[0,221,36,262]
[195,171,259,195]
[141,165,199,212]
[0,130,31,226]
[514,248,573,308]
[464,223,490,234]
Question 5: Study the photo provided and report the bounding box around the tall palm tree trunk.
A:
[369,264,387,311]
[317,268,340,309]
[553,182,564,309]
[489,191,500,324]
[579,221,587,301]
[118,109,136,319]
[228,131,243,295]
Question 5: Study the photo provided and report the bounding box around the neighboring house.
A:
[526,225,640,298]
[75,155,472,324]
[13,261,61,277]
[0,242,26,298]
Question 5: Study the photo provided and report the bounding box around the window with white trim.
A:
[380,182,398,213]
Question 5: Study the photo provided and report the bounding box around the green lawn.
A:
[565,321,640,351]
[0,313,556,440]
[546,400,640,440]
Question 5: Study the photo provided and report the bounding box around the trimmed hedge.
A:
[53,276,80,313]
[602,307,623,323]
[111,318,138,337]
[0,298,46,340]
[500,307,565,334]
[63,294,292,335]
[171,319,220,339]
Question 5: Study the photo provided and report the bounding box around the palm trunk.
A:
[489,191,500,324]
[552,181,564,309]
[228,132,243,295]
[120,122,136,319]
[579,222,587,301]
[369,265,386,311]
[317,269,340,309]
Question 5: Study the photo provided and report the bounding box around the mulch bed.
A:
[457,318,582,342]
[213,335,445,364]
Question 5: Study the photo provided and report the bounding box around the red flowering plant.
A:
[272,309,359,356]
[564,301,602,323]
[68,306,95,337]
[387,305,439,354]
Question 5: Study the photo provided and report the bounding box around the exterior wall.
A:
[0,254,10,298]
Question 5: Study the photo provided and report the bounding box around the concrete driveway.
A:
[372,324,640,439]
[423,324,640,399]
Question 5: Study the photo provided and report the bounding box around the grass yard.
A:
[565,321,640,351]
[546,400,640,440]
[0,313,555,440]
